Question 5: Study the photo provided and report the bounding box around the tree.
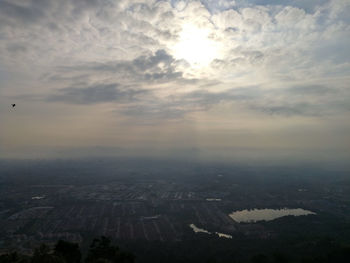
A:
[272,252,289,263]
[54,240,81,263]
[31,244,64,263]
[0,252,30,263]
[85,236,134,263]
[251,254,269,263]
[327,245,350,263]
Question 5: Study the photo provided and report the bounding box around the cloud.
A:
[247,84,349,117]
[55,49,187,84]
[118,86,261,120]
[0,0,46,25]
[42,80,349,120]
[121,103,188,121]
[285,85,335,95]
[251,103,321,117]
[250,100,350,117]
[150,84,349,118]
[47,83,147,104]
[1,0,348,120]
[0,0,349,160]
[6,43,27,54]
[182,87,259,105]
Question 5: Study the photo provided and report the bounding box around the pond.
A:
[229,208,316,223]
[189,224,232,238]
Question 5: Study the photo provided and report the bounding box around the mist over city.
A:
[0,1,349,262]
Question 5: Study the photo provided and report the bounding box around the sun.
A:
[171,23,221,68]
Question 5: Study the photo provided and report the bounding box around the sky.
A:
[0,0,349,164]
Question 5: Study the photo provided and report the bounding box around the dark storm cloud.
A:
[47,83,146,104]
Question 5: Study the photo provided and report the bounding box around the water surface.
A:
[189,224,210,234]
[189,224,232,238]
[206,198,222,201]
[229,208,315,223]
[215,232,232,239]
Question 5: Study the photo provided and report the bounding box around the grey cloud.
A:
[132,50,173,71]
[122,85,332,121]
[43,73,90,83]
[120,87,261,121]
[47,83,146,104]
[17,82,350,120]
[0,0,103,19]
[58,49,186,83]
[144,71,183,81]
[0,0,46,25]
[121,104,188,122]
[6,43,27,54]
[0,0,113,31]
[250,101,349,117]
[241,50,264,63]
[154,85,349,119]
[182,87,260,106]
[251,103,319,116]
[250,97,350,117]
[234,0,328,13]
[211,49,264,69]
[200,0,237,13]
[285,85,335,95]
[1,0,349,123]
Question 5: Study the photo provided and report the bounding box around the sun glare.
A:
[171,23,221,68]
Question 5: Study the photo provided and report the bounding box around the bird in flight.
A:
[11,104,16,108]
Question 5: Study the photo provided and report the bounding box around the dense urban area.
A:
[0,159,349,262]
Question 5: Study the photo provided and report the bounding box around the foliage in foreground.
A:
[0,236,349,263]
[0,236,134,263]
